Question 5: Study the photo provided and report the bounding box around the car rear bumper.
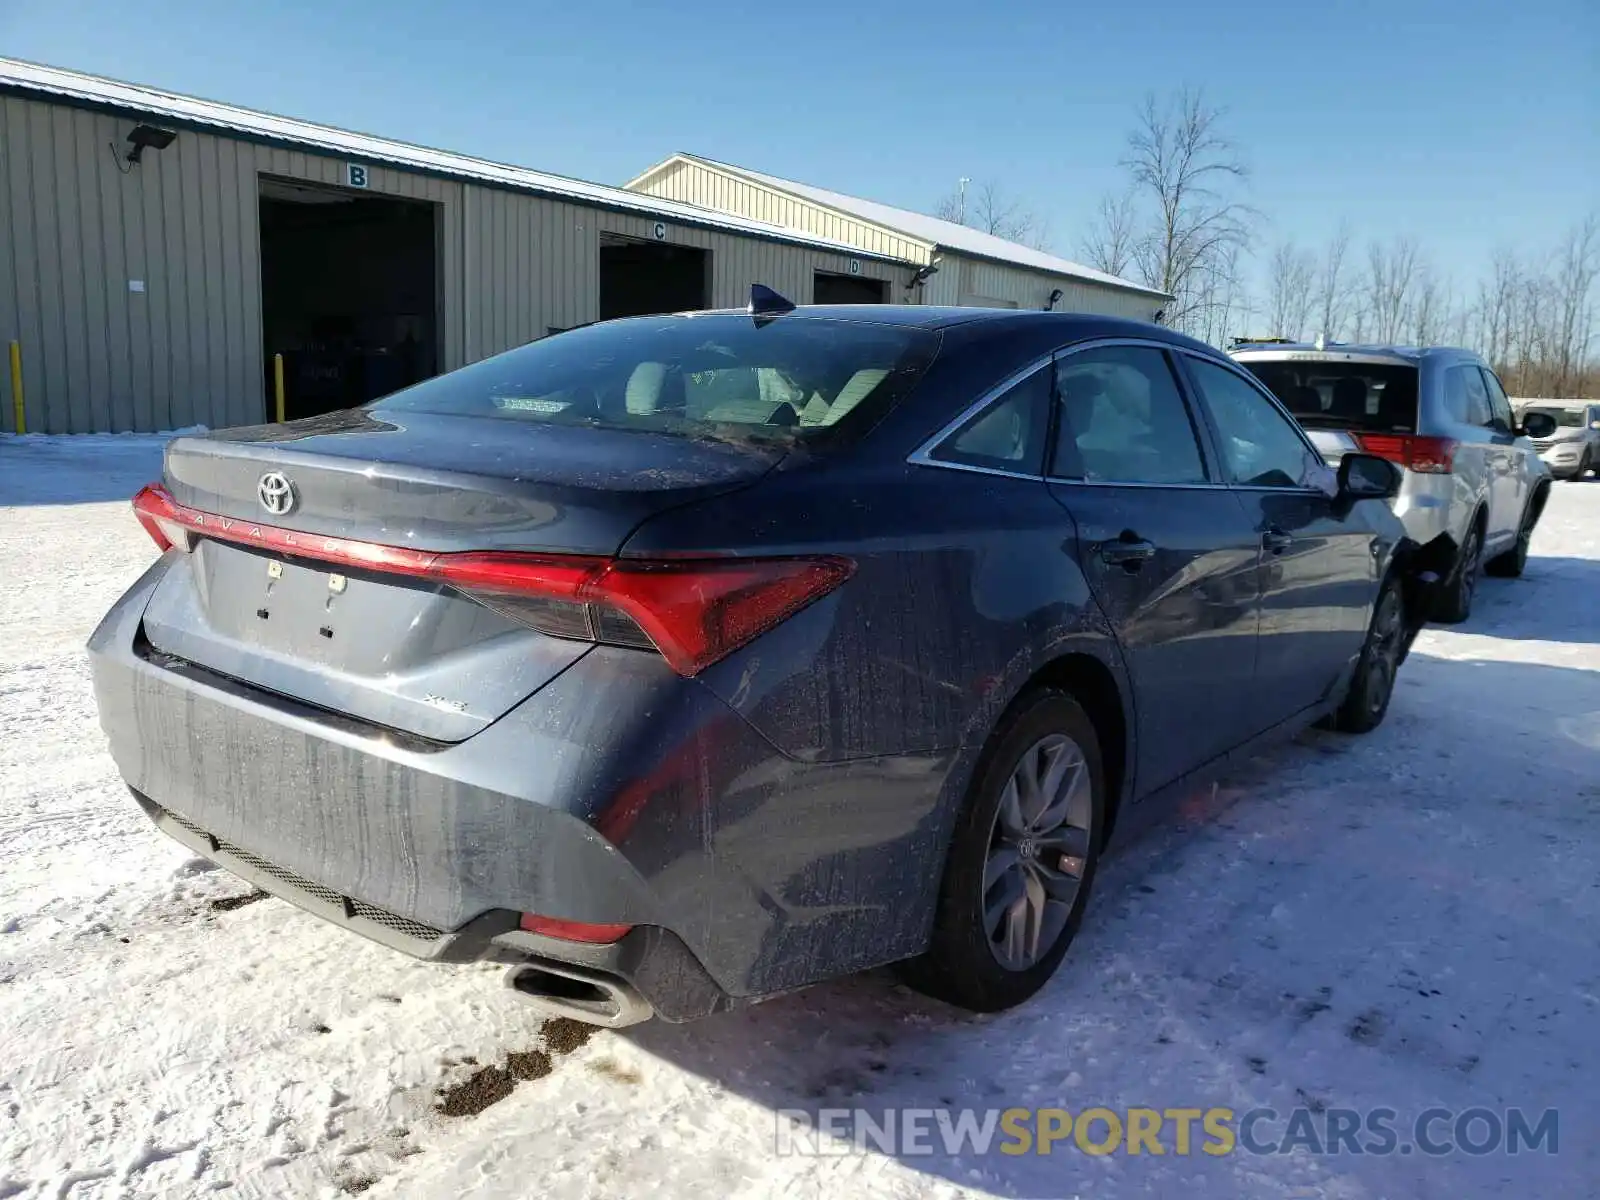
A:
[88,557,954,1017]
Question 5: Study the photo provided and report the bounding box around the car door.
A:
[1045,341,1262,797]
[1178,353,1376,732]
[1479,366,1529,536]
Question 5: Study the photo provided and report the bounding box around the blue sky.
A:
[4,0,1596,298]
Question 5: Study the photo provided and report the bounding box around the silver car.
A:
[1516,400,1600,481]
[1232,343,1557,623]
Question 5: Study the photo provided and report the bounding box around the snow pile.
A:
[1,435,1595,1199]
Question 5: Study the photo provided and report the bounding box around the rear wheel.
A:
[1433,518,1483,623]
[1486,488,1544,578]
[902,690,1104,1013]
[1332,579,1406,733]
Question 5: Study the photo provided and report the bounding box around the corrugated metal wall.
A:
[459,189,906,365]
[629,160,1163,323]
[631,160,932,266]
[0,93,909,433]
[948,255,1161,320]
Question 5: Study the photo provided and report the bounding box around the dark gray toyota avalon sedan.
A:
[88,302,1431,1027]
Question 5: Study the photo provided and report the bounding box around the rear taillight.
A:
[132,483,192,552]
[129,483,854,676]
[517,913,633,943]
[584,558,854,676]
[1354,434,1457,474]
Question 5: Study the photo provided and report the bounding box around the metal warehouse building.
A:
[627,153,1168,319]
[0,59,1166,435]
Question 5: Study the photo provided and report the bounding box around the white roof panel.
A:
[654,154,1169,300]
[0,59,901,262]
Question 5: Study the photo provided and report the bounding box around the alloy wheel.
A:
[1365,587,1405,716]
[1458,527,1482,610]
[1516,511,1535,562]
[982,734,1094,971]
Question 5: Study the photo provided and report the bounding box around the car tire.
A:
[901,689,1104,1014]
[1331,578,1406,734]
[1486,487,1545,578]
[1432,517,1483,624]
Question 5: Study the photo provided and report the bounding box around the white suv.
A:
[1516,400,1600,481]
[1231,343,1557,623]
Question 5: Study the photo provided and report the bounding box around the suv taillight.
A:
[1353,434,1457,475]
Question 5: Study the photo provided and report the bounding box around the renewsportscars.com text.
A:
[774,1106,1559,1158]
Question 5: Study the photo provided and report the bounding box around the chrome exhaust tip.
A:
[504,960,653,1028]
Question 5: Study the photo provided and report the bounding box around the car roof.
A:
[678,304,1204,342]
[1231,341,1477,363]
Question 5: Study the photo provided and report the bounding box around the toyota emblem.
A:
[257,472,295,516]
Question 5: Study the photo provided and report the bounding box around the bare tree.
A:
[1119,88,1255,336]
[1078,191,1139,278]
[1364,236,1422,343]
[1549,213,1599,396]
[1476,249,1521,368]
[1445,290,1475,349]
[1315,222,1352,341]
[1206,242,1254,346]
[1265,241,1316,339]
[1410,266,1450,346]
[933,179,1046,247]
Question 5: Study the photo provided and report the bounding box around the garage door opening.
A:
[259,177,439,422]
[600,236,708,320]
[813,271,887,305]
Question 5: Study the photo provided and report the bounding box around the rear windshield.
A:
[1522,406,1585,428]
[1240,360,1420,434]
[373,314,938,445]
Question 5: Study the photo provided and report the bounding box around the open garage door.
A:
[599,236,708,319]
[813,271,887,304]
[259,177,439,422]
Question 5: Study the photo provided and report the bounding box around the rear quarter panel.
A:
[620,454,1134,983]
[625,456,1125,763]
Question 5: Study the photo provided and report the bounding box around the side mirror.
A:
[1518,411,1557,439]
[1337,452,1401,501]
[1590,420,1600,432]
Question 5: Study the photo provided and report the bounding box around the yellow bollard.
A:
[273,353,286,424]
[8,341,22,435]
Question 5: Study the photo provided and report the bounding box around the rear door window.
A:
[1185,357,1322,489]
[1051,345,1209,484]
[1446,365,1494,428]
[1241,360,1419,434]
[1478,368,1515,433]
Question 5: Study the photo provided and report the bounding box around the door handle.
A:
[1097,534,1156,571]
[1263,528,1294,555]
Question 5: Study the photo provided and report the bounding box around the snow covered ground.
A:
[1,433,1596,1200]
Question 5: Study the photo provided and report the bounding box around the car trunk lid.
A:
[139,412,783,741]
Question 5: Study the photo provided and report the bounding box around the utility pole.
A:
[957,177,970,225]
